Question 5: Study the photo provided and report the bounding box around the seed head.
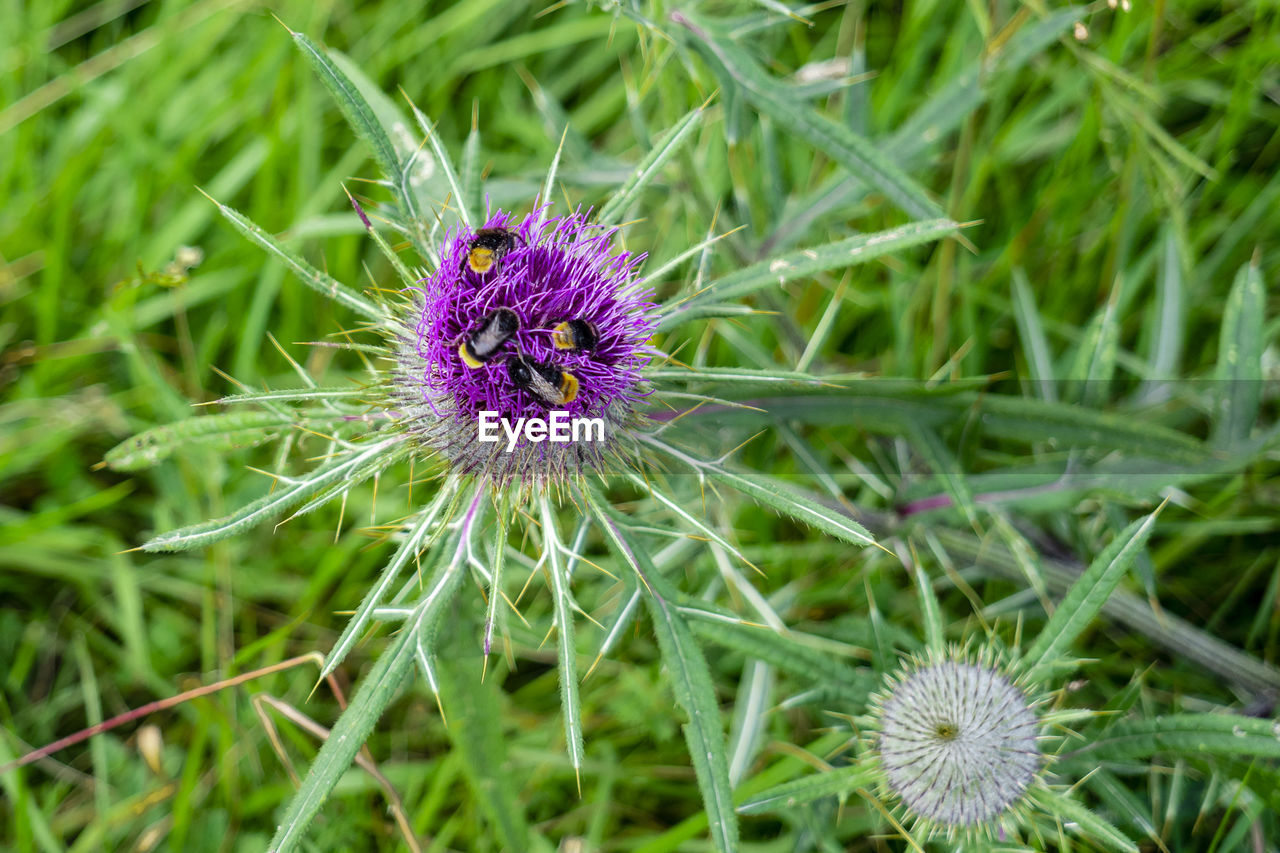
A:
[869,651,1043,838]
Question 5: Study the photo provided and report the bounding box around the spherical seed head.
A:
[872,656,1041,833]
[391,207,658,486]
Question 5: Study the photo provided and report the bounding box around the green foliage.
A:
[3,1,1279,851]
[1023,505,1163,681]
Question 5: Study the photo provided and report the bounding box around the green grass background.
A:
[2,0,1278,850]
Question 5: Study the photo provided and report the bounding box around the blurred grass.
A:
[2,0,1278,850]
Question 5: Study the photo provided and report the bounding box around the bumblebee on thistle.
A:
[390,207,659,487]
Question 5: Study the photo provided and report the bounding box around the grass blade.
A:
[461,111,482,221]
[648,366,836,388]
[267,601,422,852]
[1029,787,1137,853]
[540,126,567,215]
[143,439,406,551]
[597,100,707,226]
[727,660,772,786]
[687,618,874,705]
[204,193,384,321]
[437,610,531,850]
[907,424,977,526]
[212,388,368,406]
[764,6,1085,253]
[673,11,944,221]
[664,388,1210,464]
[1147,228,1185,381]
[1213,260,1265,447]
[1076,714,1280,762]
[1023,505,1164,680]
[889,7,1088,161]
[641,435,877,548]
[585,494,739,852]
[408,100,473,230]
[104,412,294,471]
[321,486,457,680]
[289,30,401,188]
[1011,268,1057,402]
[907,548,945,656]
[646,598,738,853]
[673,219,957,313]
[1066,292,1119,407]
[540,499,585,788]
[738,763,877,815]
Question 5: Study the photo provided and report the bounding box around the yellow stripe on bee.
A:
[552,321,574,350]
[559,372,579,404]
[467,248,494,273]
[458,341,484,369]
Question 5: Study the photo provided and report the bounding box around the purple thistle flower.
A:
[392,206,659,486]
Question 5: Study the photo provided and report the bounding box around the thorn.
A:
[267,11,294,34]
[242,465,284,483]
[335,490,347,543]
[432,689,448,726]
[535,0,571,19]
[192,185,220,208]
[500,591,531,627]
[721,429,767,461]
[583,650,606,682]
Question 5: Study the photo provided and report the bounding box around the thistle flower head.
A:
[867,647,1048,841]
[391,207,659,486]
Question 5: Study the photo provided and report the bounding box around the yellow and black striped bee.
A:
[551,319,599,352]
[463,227,519,275]
[508,356,579,407]
[458,308,519,368]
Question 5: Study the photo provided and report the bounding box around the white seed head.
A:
[876,659,1040,828]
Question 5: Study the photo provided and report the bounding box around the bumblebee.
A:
[464,227,518,275]
[551,319,599,352]
[508,356,579,407]
[459,308,519,368]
